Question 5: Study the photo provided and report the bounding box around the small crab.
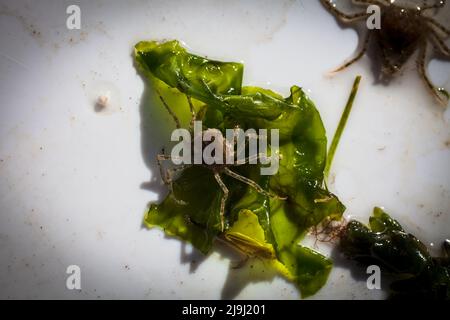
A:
[155,92,286,231]
[321,0,450,105]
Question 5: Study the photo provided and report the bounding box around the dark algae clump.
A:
[340,207,450,299]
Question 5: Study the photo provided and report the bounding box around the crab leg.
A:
[186,95,196,130]
[417,41,449,106]
[329,32,372,74]
[429,28,450,57]
[425,16,450,36]
[233,153,268,166]
[352,0,389,6]
[157,90,181,129]
[157,154,188,205]
[321,0,370,22]
[421,0,447,11]
[223,167,286,200]
[214,172,229,232]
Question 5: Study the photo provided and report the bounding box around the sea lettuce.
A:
[135,40,345,297]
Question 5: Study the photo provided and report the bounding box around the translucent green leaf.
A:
[135,40,345,298]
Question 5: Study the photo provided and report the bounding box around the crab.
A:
[155,92,286,231]
[321,0,450,105]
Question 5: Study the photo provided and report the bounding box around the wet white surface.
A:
[0,0,449,299]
